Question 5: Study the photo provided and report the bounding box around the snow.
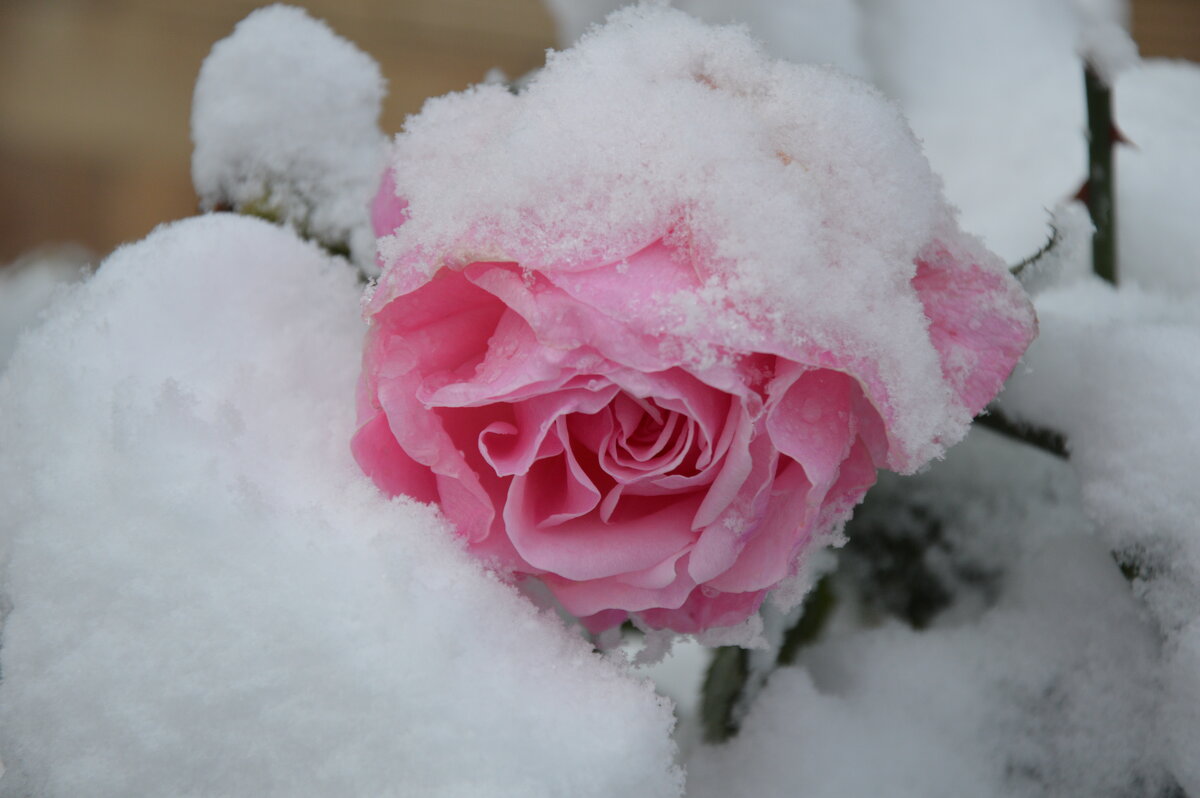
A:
[1072,0,1139,85]
[999,279,1200,795]
[993,60,1200,792]
[191,5,387,273]
[0,245,89,369]
[0,214,682,797]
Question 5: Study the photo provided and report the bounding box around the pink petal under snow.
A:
[370,166,409,238]
[913,241,1037,416]
[766,364,859,489]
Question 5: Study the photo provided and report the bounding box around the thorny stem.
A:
[1010,223,1061,279]
[1084,64,1118,284]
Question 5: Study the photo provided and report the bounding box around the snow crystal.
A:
[379,4,1002,469]
[191,5,387,272]
[0,215,682,797]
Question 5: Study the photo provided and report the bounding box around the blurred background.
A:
[0,0,1196,264]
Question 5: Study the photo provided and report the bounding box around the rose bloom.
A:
[353,172,1036,635]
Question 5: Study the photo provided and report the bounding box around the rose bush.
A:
[354,193,1035,636]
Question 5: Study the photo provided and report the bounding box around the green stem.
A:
[776,577,835,666]
[1084,65,1117,285]
[975,407,1069,460]
[699,645,748,744]
[700,577,837,744]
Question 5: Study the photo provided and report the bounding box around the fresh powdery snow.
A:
[0,215,682,797]
[191,5,387,272]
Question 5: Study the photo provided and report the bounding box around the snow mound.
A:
[0,214,682,797]
[191,5,387,272]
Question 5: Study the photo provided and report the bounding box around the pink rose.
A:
[352,8,1037,635]
[353,173,1035,634]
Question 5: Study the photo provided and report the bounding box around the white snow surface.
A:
[191,5,387,272]
[0,215,682,798]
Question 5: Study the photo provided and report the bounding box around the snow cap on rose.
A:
[353,6,1037,636]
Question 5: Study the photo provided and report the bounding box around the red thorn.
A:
[1111,122,1135,148]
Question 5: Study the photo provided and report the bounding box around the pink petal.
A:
[374,380,495,543]
[372,267,506,385]
[351,411,438,505]
[465,262,679,374]
[702,460,817,593]
[816,437,878,527]
[686,428,779,584]
[509,419,602,528]
[504,490,703,581]
[477,385,618,476]
[542,557,698,616]
[638,588,767,635]
[370,166,409,238]
[766,364,857,489]
[545,238,702,324]
[913,241,1037,416]
[576,609,629,635]
[421,309,573,408]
